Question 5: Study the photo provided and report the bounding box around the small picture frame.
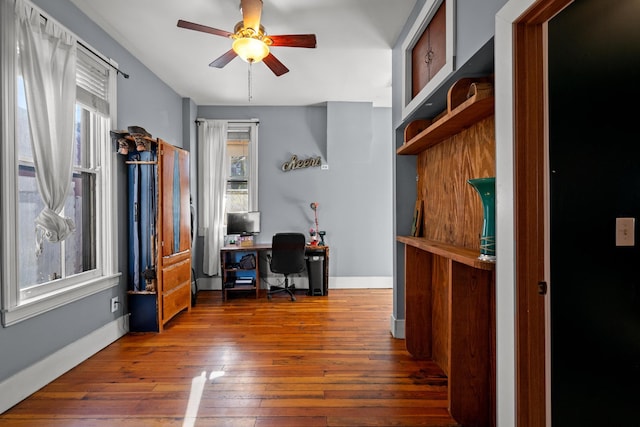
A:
[411,200,423,237]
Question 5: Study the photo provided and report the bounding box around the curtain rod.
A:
[195,119,260,125]
[78,41,129,79]
[34,7,129,80]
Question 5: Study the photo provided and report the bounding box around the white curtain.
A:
[198,120,228,276]
[248,123,259,211]
[16,0,77,255]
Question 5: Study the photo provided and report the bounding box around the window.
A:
[17,82,98,295]
[224,123,259,230]
[225,127,251,214]
[196,119,257,276]
[1,8,119,326]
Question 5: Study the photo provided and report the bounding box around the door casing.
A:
[510,0,572,425]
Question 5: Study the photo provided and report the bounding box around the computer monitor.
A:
[226,211,260,235]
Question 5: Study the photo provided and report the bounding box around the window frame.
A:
[226,121,258,213]
[1,6,120,326]
[225,129,251,215]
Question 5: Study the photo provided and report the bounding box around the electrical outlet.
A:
[110,296,119,313]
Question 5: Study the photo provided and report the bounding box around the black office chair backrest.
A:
[270,233,306,275]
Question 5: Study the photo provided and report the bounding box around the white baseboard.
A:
[195,276,393,291]
[0,316,128,414]
[195,276,221,290]
[330,276,392,289]
[389,314,405,339]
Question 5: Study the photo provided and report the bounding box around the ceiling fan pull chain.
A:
[248,62,253,102]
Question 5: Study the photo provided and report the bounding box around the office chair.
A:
[268,232,306,301]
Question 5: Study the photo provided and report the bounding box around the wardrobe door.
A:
[160,143,191,258]
[158,141,191,328]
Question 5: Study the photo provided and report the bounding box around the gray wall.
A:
[1,0,394,401]
[195,104,393,279]
[0,0,183,385]
[456,0,505,67]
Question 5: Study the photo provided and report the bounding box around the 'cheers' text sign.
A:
[281,155,322,172]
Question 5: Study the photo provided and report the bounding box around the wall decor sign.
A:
[281,155,322,172]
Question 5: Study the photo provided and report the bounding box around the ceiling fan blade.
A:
[263,53,289,76]
[209,49,238,68]
[177,20,233,38]
[240,0,263,32]
[269,34,317,48]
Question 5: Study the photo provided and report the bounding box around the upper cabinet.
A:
[401,0,455,121]
[396,0,507,127]
[411,1,447,98]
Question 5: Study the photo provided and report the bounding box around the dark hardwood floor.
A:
[0,289,459,426]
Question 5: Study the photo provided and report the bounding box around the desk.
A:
[220,244,329,300]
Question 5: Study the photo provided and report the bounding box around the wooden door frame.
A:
[511,0,572,425]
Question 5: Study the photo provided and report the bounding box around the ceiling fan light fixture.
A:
[177,1,316,77]
[232,37,270,63]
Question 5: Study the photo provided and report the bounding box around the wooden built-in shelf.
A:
[397,75,496,426]
[398,91,494,155]
[398,235,495,427]
[397,236,495,270]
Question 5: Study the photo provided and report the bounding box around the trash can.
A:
[306,253,325,296]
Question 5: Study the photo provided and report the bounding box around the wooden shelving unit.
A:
[397,236,495,271]
[220,246,263,300]
[397,92,494,155]
[396,76,496,427]
[399,235,495,427]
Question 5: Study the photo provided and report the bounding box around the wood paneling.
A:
[430,255,450,375]
[417,116,495,249]
[449,263,494,426]
[404,246,433,358]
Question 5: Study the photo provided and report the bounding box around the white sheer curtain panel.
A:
[198,120,228,276]
[248,122,259,211]
[16,0,77,255]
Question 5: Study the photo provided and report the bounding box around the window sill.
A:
[1,273,121,327]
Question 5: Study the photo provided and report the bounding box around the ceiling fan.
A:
[177,0,317,76]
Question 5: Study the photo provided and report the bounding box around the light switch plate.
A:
[616,217,635,246]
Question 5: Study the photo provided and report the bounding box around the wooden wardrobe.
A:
[127,138,191,332]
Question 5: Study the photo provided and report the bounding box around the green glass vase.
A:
[467,177,496,262]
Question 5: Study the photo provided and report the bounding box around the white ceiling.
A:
[69,0,417,107]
